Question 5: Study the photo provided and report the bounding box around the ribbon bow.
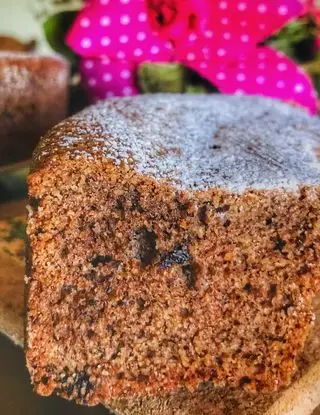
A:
[67,0,317,114]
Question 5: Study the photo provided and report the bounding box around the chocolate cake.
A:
[26,94,320,411]
[0,52,69,165]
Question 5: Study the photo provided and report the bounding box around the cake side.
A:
[26,153,320,405]
[0,53,69,165]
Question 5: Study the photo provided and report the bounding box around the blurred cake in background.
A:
[0,50,69,166]
[0,0,76,166]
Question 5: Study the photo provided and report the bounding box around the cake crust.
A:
[26,95,320,409]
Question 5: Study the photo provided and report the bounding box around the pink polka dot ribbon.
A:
[66,0,318,114]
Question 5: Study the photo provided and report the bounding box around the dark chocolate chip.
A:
[180,307,191,317]
[297,264,310,275]
[61,246,69,257]
[134,228,158,267]
[136,298,145,311]
[265,217,273,226]
[198,205,207,225]
[91,255,113,267]
[216,204,230,213]
[146,350,154,358]
[175,198,189,212]
[41,376,49,385]
[116,198,124,211]
[271,236,286,252]
[268,284,277,299]
[29,197,40,211]
[160,245,190,268]
[182,264,196,290]
[243,283,252,292]
[137,330,145,338]
[223,219,231,227]
[240,376,252,386]
[87,329,94,339]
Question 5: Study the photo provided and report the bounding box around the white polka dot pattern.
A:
[189,46,316,113]
[80,59,138,102]
[66,0,317,113]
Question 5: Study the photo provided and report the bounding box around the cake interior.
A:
[26,157,320,405]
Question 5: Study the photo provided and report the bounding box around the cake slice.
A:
[26,94,320,408]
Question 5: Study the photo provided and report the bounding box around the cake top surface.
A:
[35,94,320,192]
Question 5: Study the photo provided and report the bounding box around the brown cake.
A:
[0,52,69,165]
[26,94,320,412]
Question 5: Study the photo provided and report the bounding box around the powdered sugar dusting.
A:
[36,94,320,192]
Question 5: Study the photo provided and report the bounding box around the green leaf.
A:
[269,18,316,61]
[185,84,209,94]
[43,11,78,69]
[302,54,320,75]
[138,63,186,93]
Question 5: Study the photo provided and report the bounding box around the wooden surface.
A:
[0,199,27,218]
[0,333,108,415]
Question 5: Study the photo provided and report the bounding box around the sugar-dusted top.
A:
[34,94,320,192]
